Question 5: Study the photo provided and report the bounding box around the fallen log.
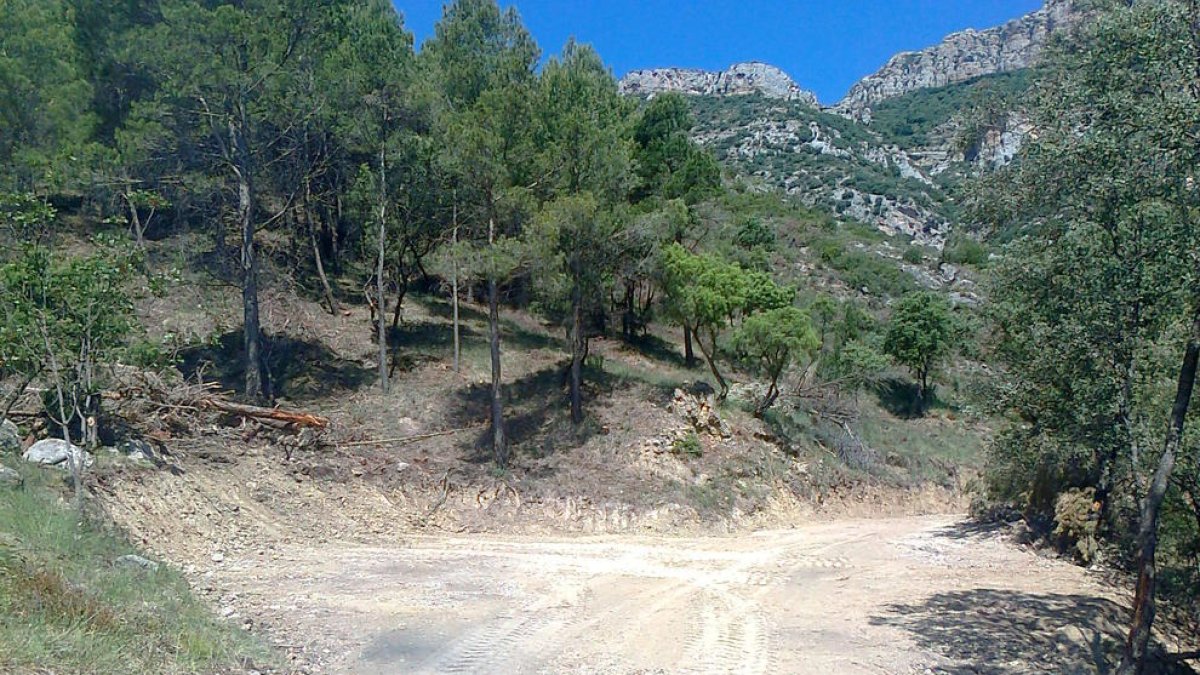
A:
[200,398,329,430]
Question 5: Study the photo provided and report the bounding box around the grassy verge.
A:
[0,463,272,675]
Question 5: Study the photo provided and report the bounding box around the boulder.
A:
[0,419,21,454]
[115,554,160,572]
[0,466,22,489]
[23,439,94,471]
[110,439,156,462]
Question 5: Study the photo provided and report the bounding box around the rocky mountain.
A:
[833,0,1079,120]
[618,2,1075,246]
[619,62,819,106]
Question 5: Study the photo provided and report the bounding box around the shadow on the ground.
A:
[927,520,1013,541]
[416,294,489,324]
[501,318,562,351]
[618,333,690,369]
[448,364,606,464]
[178,330,374,402]
[870,589,1194,675]
[387,320,478,353]
[873,376,954,419]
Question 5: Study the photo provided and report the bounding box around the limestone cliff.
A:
[834,0,1079,120]
[619,62,819,106]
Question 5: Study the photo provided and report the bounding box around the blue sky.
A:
[393,1,1044,104]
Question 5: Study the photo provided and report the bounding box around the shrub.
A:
[672,432,702,457]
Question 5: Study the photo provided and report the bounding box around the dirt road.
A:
[211,516,1156,674]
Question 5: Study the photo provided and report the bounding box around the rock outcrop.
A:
[834,0,1080,119]
[620,62,818,106]
[0,419,21,454]
[0,466,21,489]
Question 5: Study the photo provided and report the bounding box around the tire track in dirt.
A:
[680,587,770,675]
[424,608,569,674]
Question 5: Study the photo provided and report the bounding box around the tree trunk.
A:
[452,200,460,373]
[694,327,728,400]
[376,145,389,394]
[391,272,408,330]
[1,370,36,421]
[684,325,696,367]
[125,188,144,248]
[915,366,931,417]
[570,257,584,425]
[487,217,506,466]
[232,118,268,403]
[1118,310,1200,675]
[621,281,637,342]
[756,366,783,418]
[307,201,338,315]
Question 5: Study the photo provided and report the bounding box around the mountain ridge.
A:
[619,62,819,106]
[833,0,1079,119]
[616,1,1077,116]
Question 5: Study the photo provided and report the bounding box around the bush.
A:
[672,432,702,457]
[942,234,989,266]
[1054,488,1101,563]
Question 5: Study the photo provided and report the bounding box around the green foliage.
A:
[976,0,1200,626]
[869,70,1032,148]
[732,307,819,414]
[883,291,955,414]
[632,93,720,203]
[901,246,924,265]
[735,217,776,252]
[0,235,138,435]
[812,236,918,298]
[660,243,790,398]
[528,193,625,328]
[0,0,100,191]
[741,270,794,315]
[423,0,540,110]
[671,432,702,458]
[833,338,891,397]
[941,233,989,267]
[0,193,55,248]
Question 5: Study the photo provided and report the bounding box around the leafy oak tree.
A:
[733,307,819,416]
[883,291,955,416]
[975,2,1200,670]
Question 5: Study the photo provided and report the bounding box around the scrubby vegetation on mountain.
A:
[869,70,1033,149]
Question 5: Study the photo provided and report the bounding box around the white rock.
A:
[620,62,819,106]
[0,466,22,488]
[115,554,160,572]
[22,439,94,471]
